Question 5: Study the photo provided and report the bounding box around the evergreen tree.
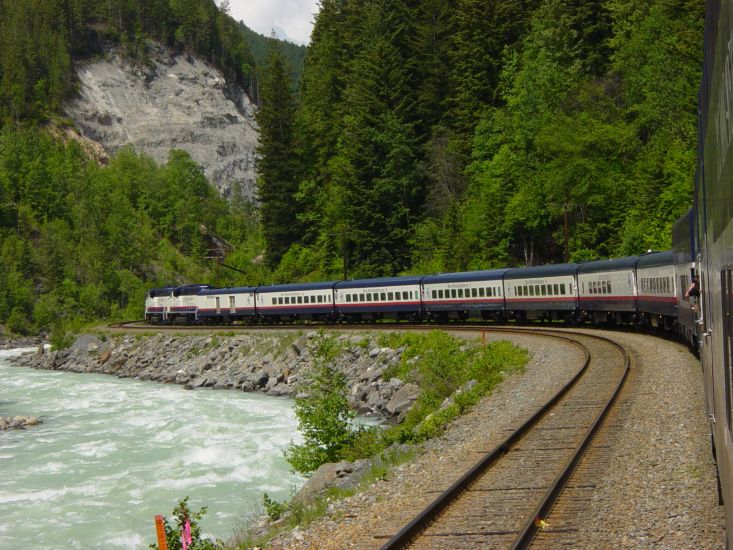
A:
[294,0,353,247]
[333,0,422,277]
[255,39,300,267]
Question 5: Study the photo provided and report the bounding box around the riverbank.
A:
[8,331,421,420]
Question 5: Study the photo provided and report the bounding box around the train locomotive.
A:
[146,0,733,541]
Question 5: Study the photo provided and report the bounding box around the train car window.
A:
[553,283,559,295]
[450,289,456,298]
[436,289,442,299]
[602,281,608,294]
[499,287,502,296]
[380,293,387,301]
[723,269,733,429]
[608,282,612,293]
[540,284,545,295]
[272,297,276,305]
[388,292,394,301]
[283,297,289,304]
[529,285,535,297]
[403,291,409,300]
[516,286,522,296]
[457,288,463,298]
[471,288,477,298]
[296,296,301,304]
[479,287,485,297]
[560,283,566,295]
[316,295,322,303]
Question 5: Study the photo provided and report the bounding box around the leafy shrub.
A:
[6,306,31,336]
[262,493,288,521]
[149,497,219,550]
[284,331,355,475]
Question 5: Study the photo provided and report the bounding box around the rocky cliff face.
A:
[64,45,258,201]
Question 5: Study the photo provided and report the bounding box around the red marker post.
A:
[154,515,168,550]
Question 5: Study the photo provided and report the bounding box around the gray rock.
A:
[294,461,355,502]
[386,383,420,416]
[64,44,258,201]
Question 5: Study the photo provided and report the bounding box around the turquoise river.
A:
[0,347,304,548]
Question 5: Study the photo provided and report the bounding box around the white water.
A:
[0,348,303,549]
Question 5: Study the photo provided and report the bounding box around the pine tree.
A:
[334,0,422,277]
[255,39,300,267]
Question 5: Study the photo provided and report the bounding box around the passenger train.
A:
[146,0,733,542]
[145,251,693,340]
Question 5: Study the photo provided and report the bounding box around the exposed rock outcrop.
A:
[64,44,258,201]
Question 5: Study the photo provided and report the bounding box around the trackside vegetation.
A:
[285,331,527,476]
[242,330,528,544]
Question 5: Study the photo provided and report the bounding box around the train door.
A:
[229,296,236,314]
[215,297,221,315]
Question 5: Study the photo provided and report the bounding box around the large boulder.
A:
[385,383,420,416]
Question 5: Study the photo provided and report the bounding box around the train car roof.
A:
[256,281,338,293]
[635,250,674,268]
[421,269,510,284]
[578,256,639,273]
[335,276,424,289]
[504,263,579,279]
[199,286,257,295]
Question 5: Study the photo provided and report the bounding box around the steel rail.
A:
[509,334,630,549]
[378,330,591,550]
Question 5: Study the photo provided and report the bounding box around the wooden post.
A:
[154,515,168,550]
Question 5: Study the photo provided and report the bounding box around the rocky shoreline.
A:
[7,331,420,421]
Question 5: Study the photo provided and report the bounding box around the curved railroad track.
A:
[372,328,629,549]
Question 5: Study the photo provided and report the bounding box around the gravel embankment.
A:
[267,329,726,549]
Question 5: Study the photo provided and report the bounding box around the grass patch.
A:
[377,331,529,445]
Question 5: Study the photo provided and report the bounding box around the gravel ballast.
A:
[267,329,726,549]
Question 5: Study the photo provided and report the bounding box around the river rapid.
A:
[0,348,303,549]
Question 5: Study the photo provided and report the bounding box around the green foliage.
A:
[262,493,288,521]
[256,40,301,267]
[149,497,220,550]
[237,22,306,97]
[380,332,528,444]
[284,331,356,475]
[0,127,257,333]
[263,0,702,277]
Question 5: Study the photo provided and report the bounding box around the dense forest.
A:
[257,0,703,280]
[0,0,296,336]
[0,0,704,336]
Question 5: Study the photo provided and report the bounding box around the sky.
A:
[226,0,320,45]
